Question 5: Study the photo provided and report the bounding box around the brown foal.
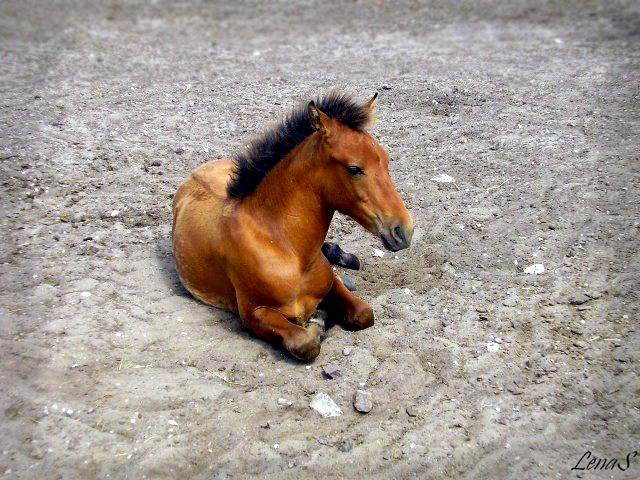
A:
[172,91,413,360]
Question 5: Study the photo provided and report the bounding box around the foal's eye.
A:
[346,166,364,176]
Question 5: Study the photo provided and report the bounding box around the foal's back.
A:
[172,159,238,311]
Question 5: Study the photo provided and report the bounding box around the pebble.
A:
[310,393,342,418]
[405,405,419,417]
[277,398,293,407]
[486,342,500,353]
[322,363,341,379]
[29,447,44,460]
[431,173,455,183]
[502,298,517,307]
[569,294,590,305]
[523,264,545,275]
[372,248,385,258]
[353,390,373,413]
[506,381,524,395]
[475,305,488,314]
[342,347,352,356]
[110,209,120,217]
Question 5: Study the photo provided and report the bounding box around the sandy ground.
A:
[1,1,639,478]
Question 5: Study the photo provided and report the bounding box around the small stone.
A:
[353,390,373,413]
[150,160,161,166]
[506,382,524,395]
[110,209,120,218]
[310,393,342,418]
[586,291,602,300]
[168,419,179,426]
[476,305,488,314]
[502,298,517,307]
[523,264,545,275]
[573,341,586,349]
[174,147,185,154]
[322,363,341,379]
[342,347,352,356]
[405,405,419,417]
[431,173,455,183]
[577,305,591,311]
[277,398,293,407]
[486,342,500,352]
[569,325,584,336]
[29,447,44,460]
[569,294,590,305]
[372,248,385,258]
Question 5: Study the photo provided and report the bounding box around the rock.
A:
[310,393,342,418]
[342,347,352,356]
[586,291,602,299]
[29,447,44,460]
[277,398,293,407]
[502,297,517,307]
[523,264,545,275]
[577,305,591,311]
[431,173,455,183]
[506,381,524,395]
[353,390,373,413]
[486,342,500,352]
[322,363,341,379]
[150,159,161,166]
[405,405,419,417]
[372,248,385,258]
[475,305,488,314]
[569,294,590,305]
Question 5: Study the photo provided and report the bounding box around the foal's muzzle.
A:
[379,222,413,252]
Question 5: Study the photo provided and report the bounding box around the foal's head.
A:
[309,95,414,252]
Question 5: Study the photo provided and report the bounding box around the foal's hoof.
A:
[284,329,322,361]
[344,305,375,331]
[322,242,361,270]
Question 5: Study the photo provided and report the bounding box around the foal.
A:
[172,91,413,360]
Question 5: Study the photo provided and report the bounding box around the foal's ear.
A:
[363,92,378,114]
[308,101,331,135]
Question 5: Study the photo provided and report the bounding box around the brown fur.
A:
[172,93,413,360]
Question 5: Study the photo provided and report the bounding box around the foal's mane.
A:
[227,90,372,199]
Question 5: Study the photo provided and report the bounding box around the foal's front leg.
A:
[243,306,323,361]
[321,273,374,330]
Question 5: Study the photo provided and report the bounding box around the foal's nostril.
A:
[392,225,406,244]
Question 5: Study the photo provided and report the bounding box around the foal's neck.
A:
[241,135,333,261]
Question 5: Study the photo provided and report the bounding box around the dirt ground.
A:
[1,1,639,478]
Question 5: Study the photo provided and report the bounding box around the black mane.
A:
[227,90,372,199]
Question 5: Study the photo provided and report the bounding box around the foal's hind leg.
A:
[242,306,322,361]
[320,272,374,330]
